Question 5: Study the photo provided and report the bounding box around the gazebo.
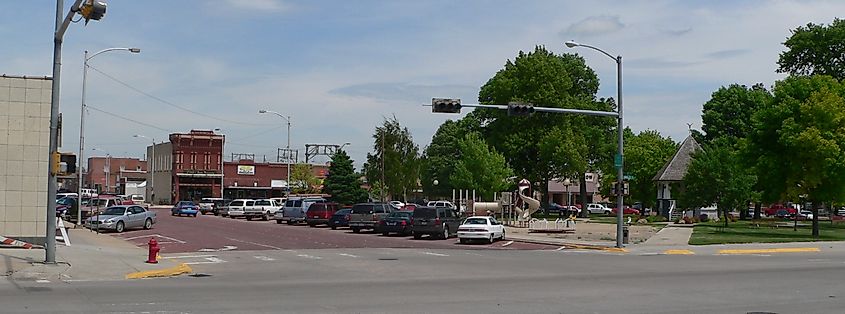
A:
[652,135,702,219]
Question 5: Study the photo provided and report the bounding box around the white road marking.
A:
[422,252,449,257]
[297,254,322,260]
[254,255,276,261]
[36,279,50,283]
[556,246,567,251]
[162,254,216,259]
[198,245,238,252]
[185,257,226,265]
[501,241,514,247]
[124,234,186,244]
[225,237,282,250]
[337,253,359,258]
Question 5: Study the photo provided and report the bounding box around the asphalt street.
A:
[3,245,844,313]
[106,207,553,253]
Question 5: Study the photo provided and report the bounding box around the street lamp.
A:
[78,47,140,226]
[565,40,625,248]
[91,148,111,194]
[258,109,292,192]
[133,135,155,205]
[339,142,351,151]
[562,178,572,208]
[214,128,225,199]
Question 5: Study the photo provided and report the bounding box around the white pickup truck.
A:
[245,199,283,221]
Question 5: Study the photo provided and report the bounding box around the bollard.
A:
[622,226,629,245]
[146,237,160,264]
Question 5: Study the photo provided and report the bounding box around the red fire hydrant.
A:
[146,238,160,264]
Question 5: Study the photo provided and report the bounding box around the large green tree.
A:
[420,117,480,198]
[474,46,611,209]
[748,75,845,237]
[323,150,368,205]
[450,133,513,201]
[778,18,845,80]
[290,163,320,194]
[363,117,420,201]
[623,129,677,209]
[680,140,757,227]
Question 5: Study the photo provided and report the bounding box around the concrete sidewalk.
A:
[638,224,694,247]
[1,226,190,282]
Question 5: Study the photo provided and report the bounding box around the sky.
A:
[3,1,844,169]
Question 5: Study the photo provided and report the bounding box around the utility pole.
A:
[381,128,385,203]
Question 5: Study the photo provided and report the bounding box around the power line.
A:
[86,104,175,133]
[87,65,274,126]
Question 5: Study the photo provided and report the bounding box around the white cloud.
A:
[222,0,288,12]
[561,15,625,38]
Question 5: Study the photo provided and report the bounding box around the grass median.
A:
[689,220,845,245]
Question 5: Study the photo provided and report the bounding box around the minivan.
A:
[305,202,340,227]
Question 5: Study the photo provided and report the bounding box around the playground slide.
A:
[517,185,541,220]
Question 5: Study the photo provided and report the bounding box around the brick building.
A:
[223,158,328,199]
[149,130,224,204]
[86,156,147,194]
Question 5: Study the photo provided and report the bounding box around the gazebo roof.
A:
[652,135,702,182]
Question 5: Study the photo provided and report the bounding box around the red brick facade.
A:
[86,157,147,194]
[170,130,224,202]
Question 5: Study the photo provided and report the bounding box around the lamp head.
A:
[565,40,579,48]
[258,110,267,114]
[128,48,141,53]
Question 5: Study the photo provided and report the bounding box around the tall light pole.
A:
[78,47,140,225]
[91,148,111,194]
[214,128,224,199]
[565,40,625,248]
[258,109,292,193]
[133,135,155,204]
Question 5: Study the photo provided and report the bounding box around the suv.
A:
[226,199,253,219]
[426,200,456,209]
[348,203,393,233]
[198,197,225,215]
[305,202,340,227]
[277,197,326,225]
[245,199,282,221]
[412,206,460,240]
[587,203,611,215]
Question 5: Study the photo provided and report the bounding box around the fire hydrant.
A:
[146,238,160,264]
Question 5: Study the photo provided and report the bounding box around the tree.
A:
[623,129,677,209]
[323,150,368,205]
[747,75,845,237]
[363,117,420,201]
[778,18,845,80]
[680,141,757,227]
[420,117,480,198]
[290,163,320,194]
[474,46,611,210]
[449,133,513,200]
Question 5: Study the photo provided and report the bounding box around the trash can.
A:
[622,226,629,244]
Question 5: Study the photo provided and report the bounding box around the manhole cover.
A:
[189,273,212,277]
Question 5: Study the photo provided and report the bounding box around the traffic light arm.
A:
[427,103,619,118]
[55,0,86,41]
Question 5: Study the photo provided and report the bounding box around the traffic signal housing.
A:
[507,102,535,116]
[80,0,107,24]
[432,98,461,114]
[61,153,77,175]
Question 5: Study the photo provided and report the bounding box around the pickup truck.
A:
[347,203,393,233]
[245,199,283,221]
[276,197,326,225]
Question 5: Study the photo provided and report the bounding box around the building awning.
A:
[226,186,271,190]
[177,173,222,178]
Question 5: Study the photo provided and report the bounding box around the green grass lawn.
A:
[689,220,845,245]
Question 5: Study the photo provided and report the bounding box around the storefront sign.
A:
[237,165,255,175]
[271,180,288,188]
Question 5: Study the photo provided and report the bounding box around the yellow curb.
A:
[125,263,192,279]
[718,247,820,255]
[564,243,628,253]
[664,249,695,255]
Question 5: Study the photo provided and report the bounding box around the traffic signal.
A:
[507,102,535,116]
[79,0,107,24]
[51,152,62,176]
[431,98,462,114]
[61,153,77,174]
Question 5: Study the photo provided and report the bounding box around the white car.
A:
[587,203,611,215]
[427,200,456,209]
[389,201,405,209]
[457,216,505,244]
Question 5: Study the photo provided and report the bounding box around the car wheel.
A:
[143,218,153,230]
[413,232,422,240]
[246,216,253,221]
[115,221,125,233]
[352,227,360,233]
[501,229,506,240]
[330,225,337,230]
[442,226,450,239]
[488,233,494,244]
[286,220,294,225]
[171,212,176,216]
[263,213,269,221]
[459,238,467,244]
[382,231,389,236]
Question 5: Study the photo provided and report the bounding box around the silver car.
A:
[85,205,156,233]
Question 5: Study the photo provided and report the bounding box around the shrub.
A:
[698,214,710,223]
[682,216,692,224]
[646,215,668,223]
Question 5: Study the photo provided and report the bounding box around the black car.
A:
[378,210,414,236]
[412,206,461,240]
[328,208,352,230]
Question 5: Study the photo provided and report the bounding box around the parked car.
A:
[171,201,199,217]
[227,199,253,219]
[305,202,340,227]
[797,210,814,220]
[378,210,414,236]
[198,197,225,215]
[457,216,505,244]
[130,194,146,205]
[245,199,283,221]
[328,208,352,230]
[426,200,457,209]
[402,203,418,211]
[412,206,460,240]
[587,203,611,215]
[389,201,405,210]
[764,204,796,217]
[84,205,156,233]
[277,197,327,225]
[612,207,641,215]
[56,196,77,219]
[348,203,393,233]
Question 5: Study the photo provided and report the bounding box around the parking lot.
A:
[107,207,555,254]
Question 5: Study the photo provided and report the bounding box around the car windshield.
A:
[414,207,436,218]
[285,200,302,207]
[255,200,272,206]
[101,207,126,215]
[464,218,488,225]
[57,197,74,206]
[229,200,243,206]
[351,204,374,214]
[334,209,351,215]
[178,202,194,206]
[389,211,412,218]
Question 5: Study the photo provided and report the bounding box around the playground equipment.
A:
[471,202,501,216]
[516,179,541,220]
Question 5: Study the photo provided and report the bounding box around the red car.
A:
[764,204,796,217]
[611,207,640,215]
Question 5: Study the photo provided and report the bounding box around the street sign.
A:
[614,154,623,168]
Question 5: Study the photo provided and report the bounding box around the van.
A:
[277,197,326,225]
[305,202,340,227]
[130,194,146,205]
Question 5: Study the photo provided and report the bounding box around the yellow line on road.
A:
[664,249,695,255]
[125,263,193,279]
[718,247,820,255]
